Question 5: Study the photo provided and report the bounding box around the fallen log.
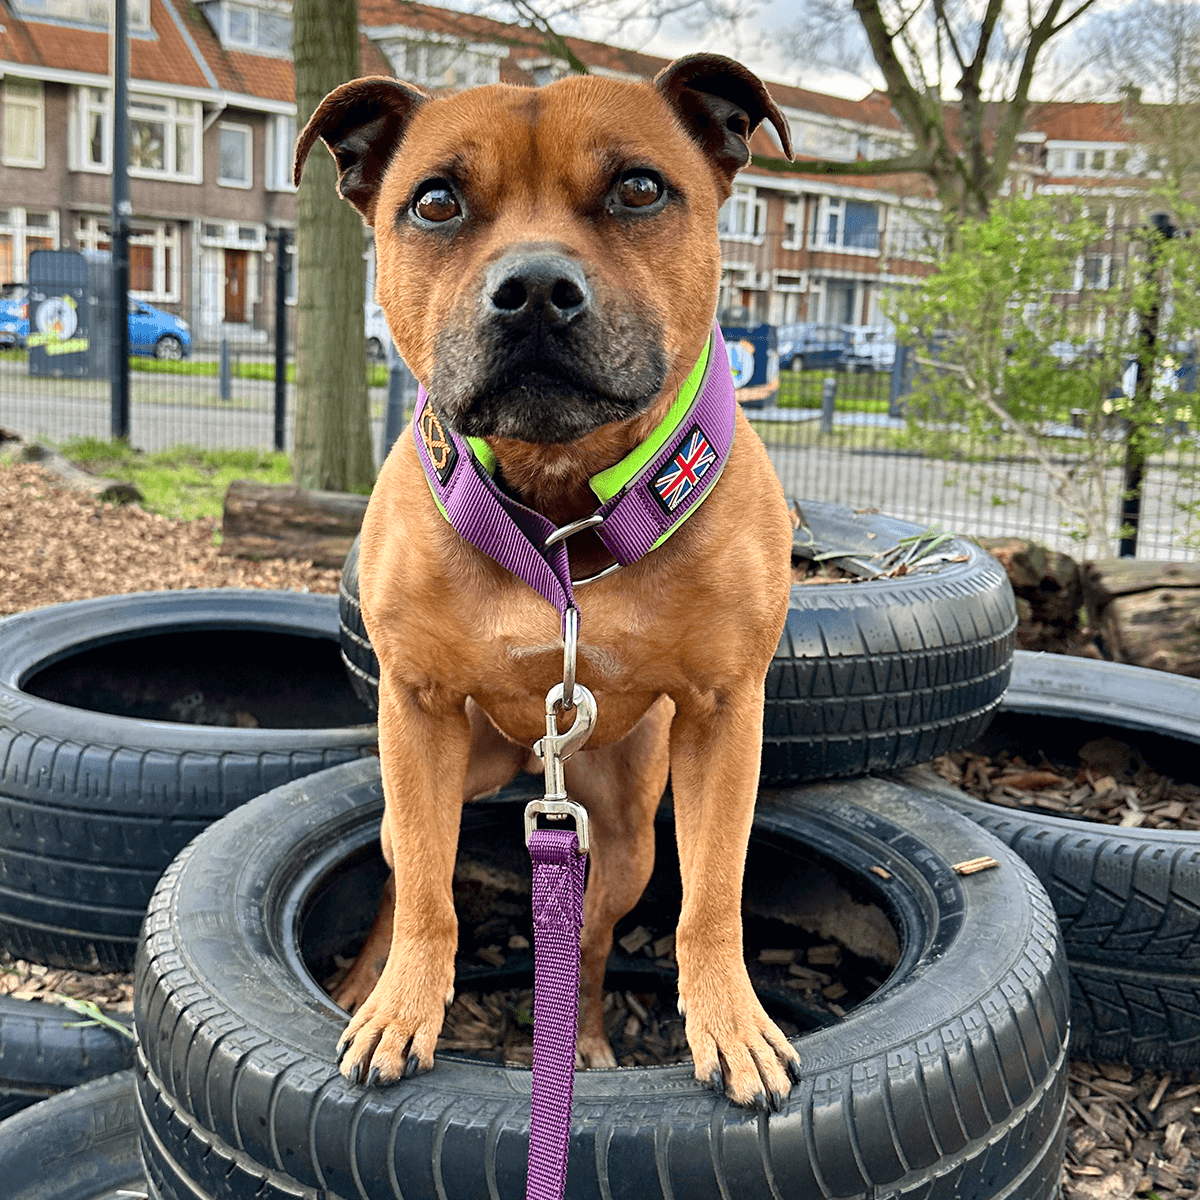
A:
[1086,558,1200,678]
[18,443,142,505]
[220,480,367,568]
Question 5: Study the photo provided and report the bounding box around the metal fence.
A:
[2,279,1199,561]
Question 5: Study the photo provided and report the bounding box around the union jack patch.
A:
[651,425,718,514]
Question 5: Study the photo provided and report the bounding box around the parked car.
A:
[776,322,848,371]
[0,283,28,349]
[365,301,391,362]
[839,325,897,372]
[1,287,190,360]
[128,300,191,360]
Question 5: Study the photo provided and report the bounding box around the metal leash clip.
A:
[524,680,596,855]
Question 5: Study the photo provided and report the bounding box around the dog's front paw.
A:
[679,982,801,1111]
[336,955,454,1087]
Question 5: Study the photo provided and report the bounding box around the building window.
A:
[1074,150,1087,171]
[782,200,801,249]
[3,78,44,168]
[205,1,292,53]
[77,87,110,170]
[218,123,253,188]
[74,89,200,180]
[1113,149,1129,173]
[718,187,766,240]
[814,198,879,252]
[129,95,200,180]
[264,114,296,192]
[1091,149,1107,170]
[887,206,941,258]
[1077,253,1111,290]
[11,0,148,28]
[77,217,180,301]
[381,38,503,88]
[0,208,59,281]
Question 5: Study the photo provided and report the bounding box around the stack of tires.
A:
[10,500,1174,1199]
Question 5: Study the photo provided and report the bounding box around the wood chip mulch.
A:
[0,463,339,618]
[933,740,1200,831]
[1,461,1196,1194]
[0,951,133,1013]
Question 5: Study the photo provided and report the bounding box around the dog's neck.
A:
[484,402,670,527]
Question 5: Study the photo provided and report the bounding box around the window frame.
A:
[717,186,766,243]
[811,196,880,255]
[11,0,148,29]
[264,113,296,192]
[0,207,60,281]
[217,121,254,189]
[2,77,45,169]
[76,215,181,302]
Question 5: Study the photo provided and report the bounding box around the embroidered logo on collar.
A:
[419,406,458,485]
[651,425,717,513]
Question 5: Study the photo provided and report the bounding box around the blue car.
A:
[128,299,191,360]
[0,282,28,349]
[0,285,190,360]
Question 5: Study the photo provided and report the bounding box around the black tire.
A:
[0,1070,143,1200]
[0,996,134,1119]
[902,649,1200,1070]
[153,335,184,361]
[337,537,377,712]
[760,500,1017,784]
[337,504,1018,789]
[137,758,1067,1200]
[0,590,377,971]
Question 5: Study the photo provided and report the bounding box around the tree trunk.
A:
[291,0,375,494]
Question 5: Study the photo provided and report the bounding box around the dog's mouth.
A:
[430,317,668,445]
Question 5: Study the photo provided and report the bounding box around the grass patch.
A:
[776,369,892,413]
[128,357,388,387]
[59,438,292,521]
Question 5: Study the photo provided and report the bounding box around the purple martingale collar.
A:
[412,324,737,634]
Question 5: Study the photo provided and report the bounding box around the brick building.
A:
[0,0,1156,346]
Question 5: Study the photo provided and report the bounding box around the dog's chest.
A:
[471,634,658,746]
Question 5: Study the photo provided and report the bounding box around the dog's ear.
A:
[294,76,429,223]
[654,55,792,190]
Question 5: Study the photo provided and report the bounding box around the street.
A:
[2,358,1197,559]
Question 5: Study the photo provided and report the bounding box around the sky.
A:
[462,0,1132,105]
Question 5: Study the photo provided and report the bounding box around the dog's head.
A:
[295,56,791,444]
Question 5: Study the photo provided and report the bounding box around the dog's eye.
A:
[413,182,461,223]
[616,172,664,209]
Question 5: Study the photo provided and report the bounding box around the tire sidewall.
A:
[137,759,1067,1199]
[0,590,378,809]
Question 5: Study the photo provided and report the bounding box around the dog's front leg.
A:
[671,682,801,1110]
[337,677,471,1086]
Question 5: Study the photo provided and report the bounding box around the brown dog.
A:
[294,54,798,1109]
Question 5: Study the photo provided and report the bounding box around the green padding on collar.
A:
[457,337,711,496]
[589,337,712,504]
[466,436,496,475]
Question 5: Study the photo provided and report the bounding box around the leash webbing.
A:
[527,827,587,1200]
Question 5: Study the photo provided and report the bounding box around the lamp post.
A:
[110,0,131,441]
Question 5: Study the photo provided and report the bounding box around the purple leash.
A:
[409,327,738,1200]
[524,683,596,1200]
[527,827,587,1200]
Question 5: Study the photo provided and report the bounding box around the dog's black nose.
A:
[484,253,591,327]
